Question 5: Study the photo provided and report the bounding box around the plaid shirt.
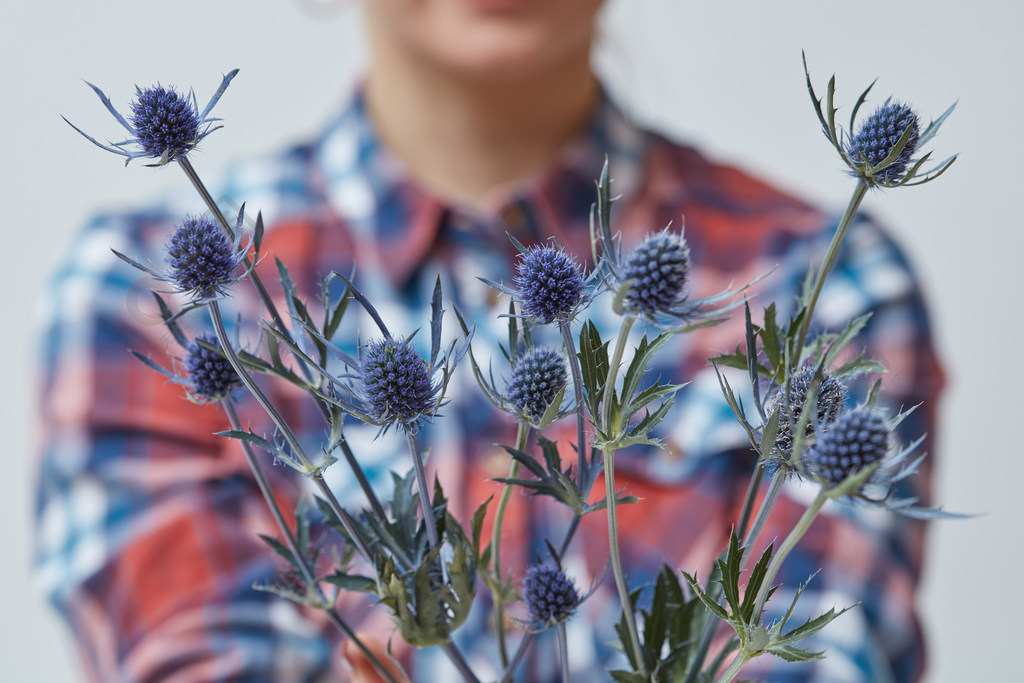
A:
[34,88,943,682]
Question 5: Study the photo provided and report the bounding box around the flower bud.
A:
[361,338,434,424]
[505,346,567,423]
[622,231,691,317]
[524,564,581,626]
[513,245,584,324]
[167,216,238,299]
[128,85,201,160]
[184,333,240,402]
[847,100,920,184]
[809,406,890,487]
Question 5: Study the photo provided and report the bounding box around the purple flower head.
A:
[167,216,240,300]
[808,406,890,487]
[505,346,567,424]
[524,564,580,626]
[128,86,201,160]
[846,100,921,184]
[621,230,692,318]
[184,333,240,402]
[361,337,435,424]
[764,363,848,459]
[512,244,584,325]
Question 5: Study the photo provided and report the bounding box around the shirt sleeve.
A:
[32,211,349,682]
[740,213,943,683]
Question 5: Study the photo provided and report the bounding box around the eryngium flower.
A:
[184,333,240,402]
[764,364,848,457]
[512,244,584,324]
[846,100,920,184]
[361,338,435,424]
[809,406,890,487]
[65,70,237,166]
[524,564,581,626]
[621,230,691,317]
[167,216,240,300]
[505,346,567,423]
[128,86,201,159]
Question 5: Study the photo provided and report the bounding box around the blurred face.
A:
[364,0,605,82]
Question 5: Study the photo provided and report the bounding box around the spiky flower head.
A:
[808,406,890,487]
[505,346,567,424]
[361,337,435,424]
[524,564,581,626]
[128,86,201,160]
[621,230,692,317]
[512,244,584,325]
[167,216,240,300]
[65,70,237,166]
[184,333,240,402]
[764,364,848,458]
[846,100,920,184]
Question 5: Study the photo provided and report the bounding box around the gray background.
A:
[2,1,1018,680]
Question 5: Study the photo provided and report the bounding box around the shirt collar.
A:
[314,85,650,286]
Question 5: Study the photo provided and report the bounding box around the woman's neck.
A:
[364,37,598,208]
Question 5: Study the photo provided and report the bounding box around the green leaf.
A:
[717,531,745,618]
[766,644,825,663]
[740,543,774,624]
[681,571,730,623]
[323,571,377,593]
[257,534,296,566]
[470,495,492,563]
[761,303,781,371]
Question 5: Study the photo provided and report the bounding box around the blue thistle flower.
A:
[505,346,567,424]
[512,244,584,325]
[64,69,238,166]
[764,364,848,460]
[128,85,202,160]
[621,229,692,318]
[808,406,890,488]
[846,100,920,185]
[184,333,241,402]
[524,564,581,626]
[360,337,436,424]
[803,55,957,189]
[167,216,243,301]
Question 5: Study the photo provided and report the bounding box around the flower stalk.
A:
[491,420,531,667]
[792,170,869,359]
[222,401,402,683]
[599,316,645,676]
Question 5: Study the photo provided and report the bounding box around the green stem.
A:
[750,488,828,622]
[208,301,374,563]
[491,421,530,668]
[405,429,441,552]
[684,468,784,683]
[222,402,402,683]
[714,653,750,683]
[793,182,869,361]
[600,317,645,676]
[558,321,588,489]
[177,156,388,523]
[556,622,572,683]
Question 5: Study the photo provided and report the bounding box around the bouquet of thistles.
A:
[63,54,961,682]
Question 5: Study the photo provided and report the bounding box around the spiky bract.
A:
[361,338,435,424]
[505,346,567,423]
[524,564,580,626]
[513,245,584,324]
